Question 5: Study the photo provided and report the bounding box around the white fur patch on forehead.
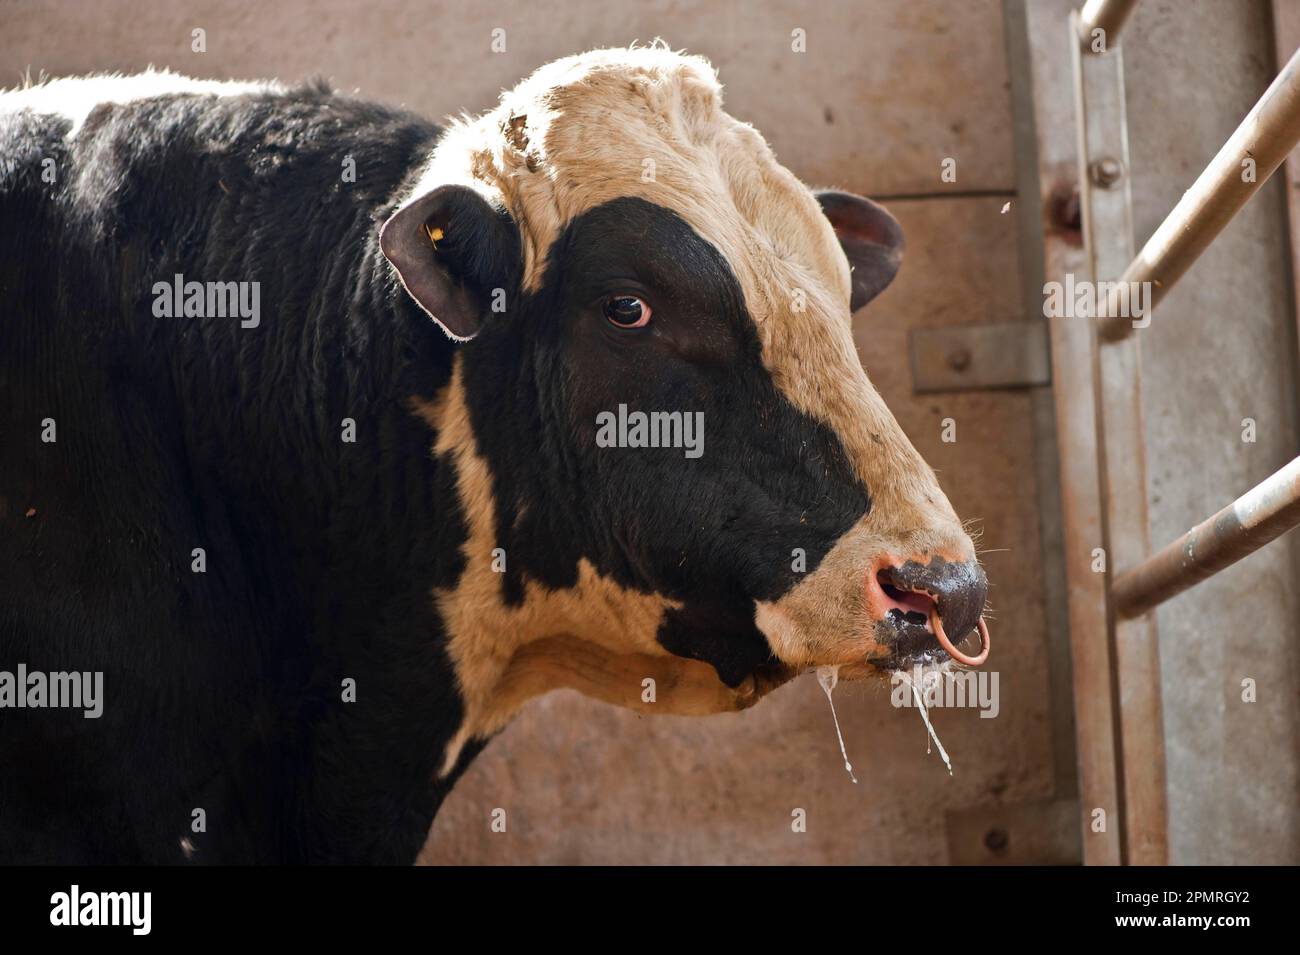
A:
[404,45,849,304]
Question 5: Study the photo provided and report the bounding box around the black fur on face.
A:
[460,197,870,686]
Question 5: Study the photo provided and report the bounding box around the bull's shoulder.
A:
[0,71,280,133]
[0,70,439,225]
[0,106,66,195]
[0,72,267,198]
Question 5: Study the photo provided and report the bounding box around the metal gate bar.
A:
[1038,0,1300,864]
[1071,8,1166,864]
[1115,457,1300,619]
[1078,0,1139,48]
[1096,44,1300,339]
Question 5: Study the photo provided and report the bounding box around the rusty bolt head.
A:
[1089,157,1124,188]
[984,827,1010,854]
[947,346,973,372]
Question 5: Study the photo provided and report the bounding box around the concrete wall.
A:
[3,0,1290,863]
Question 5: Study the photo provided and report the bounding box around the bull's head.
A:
[379,46,988,773]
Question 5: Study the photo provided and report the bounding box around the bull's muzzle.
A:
[864,555,990,667]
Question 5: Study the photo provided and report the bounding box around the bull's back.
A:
[0,76,447,863]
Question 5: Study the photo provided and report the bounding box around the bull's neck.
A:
[157,237,457,603]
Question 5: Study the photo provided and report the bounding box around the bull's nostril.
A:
[877,573,937,620]
[879,578,906,601]
[871,557,991,665]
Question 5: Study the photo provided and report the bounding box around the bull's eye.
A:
[603,295,651,329]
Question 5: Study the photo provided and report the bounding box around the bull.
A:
[0,46,987,863]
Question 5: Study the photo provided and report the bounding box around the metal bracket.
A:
[909,320,1051,393]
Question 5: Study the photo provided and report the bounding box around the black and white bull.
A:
[0,47,988,863]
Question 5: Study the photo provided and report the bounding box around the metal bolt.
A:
[1090,157,1124,188]
[947,346,973,372]
[984,827,1010,854]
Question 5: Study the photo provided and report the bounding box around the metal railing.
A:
[1077,0,1139,50]
[1079,4,1300,618]
[1096,45,1300,339]
[1062,0,1300,864]
[1114,458,1300,618]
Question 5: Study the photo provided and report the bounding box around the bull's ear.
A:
[379,184,522,340]
[815,190,904,312]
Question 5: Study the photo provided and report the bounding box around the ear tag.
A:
[423,224,445,249]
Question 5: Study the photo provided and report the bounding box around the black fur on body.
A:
[0,85,482,863]
[0,82,874,863]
